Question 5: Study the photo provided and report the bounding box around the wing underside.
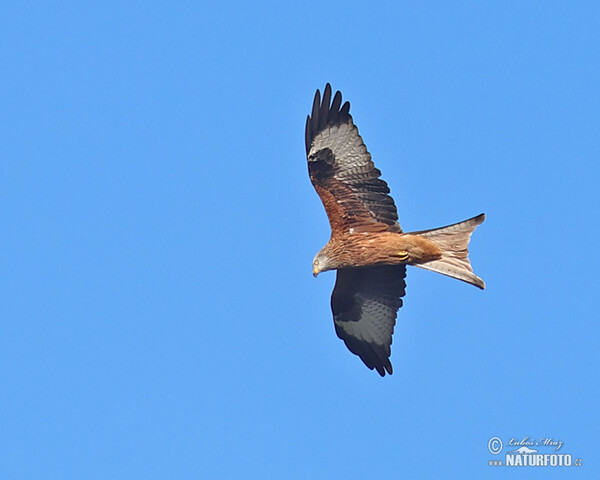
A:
[331,265,406,376]
[306,84,401,235]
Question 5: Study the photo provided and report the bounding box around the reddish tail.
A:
[410,214,486,289]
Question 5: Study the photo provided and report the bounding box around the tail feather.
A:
[410,213,485,289]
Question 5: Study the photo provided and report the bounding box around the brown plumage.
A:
[306,84,485,376]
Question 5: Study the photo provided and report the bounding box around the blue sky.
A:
[1,1,598,478]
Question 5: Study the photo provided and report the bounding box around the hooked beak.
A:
[313,267,319,277]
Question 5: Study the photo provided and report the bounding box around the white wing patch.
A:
[309,121,371,178]
[334,294,397,347]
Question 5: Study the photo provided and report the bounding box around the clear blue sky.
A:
[1,1,598,478]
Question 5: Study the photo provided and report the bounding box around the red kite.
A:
[306,84,485,376]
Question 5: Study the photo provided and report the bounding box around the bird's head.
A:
[312,250,333,277]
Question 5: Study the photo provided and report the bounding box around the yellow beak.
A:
[313,267,319,277]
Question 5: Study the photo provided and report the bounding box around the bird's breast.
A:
[328,232,442,268]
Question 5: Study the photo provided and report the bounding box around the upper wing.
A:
[331,265,406,376]
[305,84,401,236]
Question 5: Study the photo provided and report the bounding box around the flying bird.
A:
[306,84,485,376]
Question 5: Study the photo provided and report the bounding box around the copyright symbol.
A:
[488,436,503,455]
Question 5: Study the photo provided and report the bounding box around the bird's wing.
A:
[305,84,402,236]
[331,265,406,376]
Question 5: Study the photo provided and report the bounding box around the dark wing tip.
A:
[305,84,352,155]
[336,332,394,377]
[318,83,332,130]
[374,359,393,376]
[304,115,311,155]
[369,348,394,376]
[363,348,394,377]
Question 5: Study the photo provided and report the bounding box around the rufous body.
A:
[320,232,442,270]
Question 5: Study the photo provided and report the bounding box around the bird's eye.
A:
[314,259,319,266]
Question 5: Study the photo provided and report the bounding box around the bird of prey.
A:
[306,84,485,376]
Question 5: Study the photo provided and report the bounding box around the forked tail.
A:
[410,213,486,289]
